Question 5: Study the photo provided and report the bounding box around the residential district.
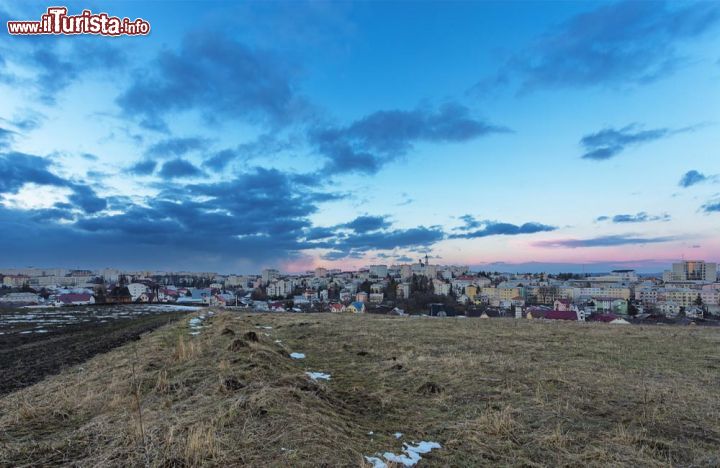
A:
[1,259,719,324]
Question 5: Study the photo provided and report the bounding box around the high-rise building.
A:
[368,264,388,278]
[261,268,280,284]
[668,261,717,283]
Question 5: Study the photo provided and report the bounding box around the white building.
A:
[127,283,148,301]
[261,269,280,284]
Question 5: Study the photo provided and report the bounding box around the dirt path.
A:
[0,311,190,395]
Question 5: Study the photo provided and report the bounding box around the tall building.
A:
[261,268,279,284]
[668,261,717,283]
[368,264,388,278]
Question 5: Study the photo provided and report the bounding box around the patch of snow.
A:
[256,326,273,330]
[305,371,331,381]
[367,441,441,467]
[289,352,305,359]
[274,339,282,343]
[364,456,386,468]
[394,432,403,439]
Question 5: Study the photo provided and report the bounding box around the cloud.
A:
[116,31,307,131]
[477,1,720,93]
[311,103,509,175]
[533,234,677,248]
[205,149,240,171]
[145,137,210,159]
[596,212,671,223]
[579,124,696,160]
[128,160,158,176]
[320,225,445,260]
[67,185,107,214]
[0,127,16,148]
[0,33,127,104]
[701,200,720,213]
[0,152,67,193]
[450,216,556,238]
[8,110,45,131]
[0,166,342,270]
[679,170,716,187]
[340,215,391,233]
[158,159,203,179]
[204,134,295,171]
[0,151,109,215]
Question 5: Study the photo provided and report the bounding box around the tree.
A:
[694,294,703,306]
[384,277,398,301]
[627,299,638,316]
[359,280,372,294]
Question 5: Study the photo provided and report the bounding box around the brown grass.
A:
[1,311,719,466]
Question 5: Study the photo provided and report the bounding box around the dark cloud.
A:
[0,151,108,214]
[701,200,720,213]
[158,159,203,179]
[81,153,99,161]
[580,124,695,160]
[320,225,445,261]
[205,149,240,171]
[596,212,671,223]
[0,152,67,193]
[533,234,677,248]
[145,137,210,159]
[679,170,715,187]
[67,185,107,214]
[478,1,720,93]
[116,31,306,131]
[128,160,158,176]
[450,216,556,238]
[303,226,337,241]
[340,215,391,233]
[47,167,346,268]
[311,103,509,175]
[321,250,365,261]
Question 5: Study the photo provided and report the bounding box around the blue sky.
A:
[0,0,719,273]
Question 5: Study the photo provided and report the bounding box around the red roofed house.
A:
[58,293,95,306]
[527,309,581,321]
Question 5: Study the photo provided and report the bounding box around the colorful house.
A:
[346,301,365,313]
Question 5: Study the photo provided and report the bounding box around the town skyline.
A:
[1,1,719,273]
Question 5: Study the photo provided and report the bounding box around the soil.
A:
[0,311,190,395]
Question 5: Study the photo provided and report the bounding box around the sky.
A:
[0,0,719,274]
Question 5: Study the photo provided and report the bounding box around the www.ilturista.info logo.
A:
[7,7,150,36]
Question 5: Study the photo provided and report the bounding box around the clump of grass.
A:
[185,422,218,465]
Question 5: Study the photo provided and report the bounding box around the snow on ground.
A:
[305,371,331,381]
[365,441,441,467]
[289,352,305,359]
[188,315,207,335]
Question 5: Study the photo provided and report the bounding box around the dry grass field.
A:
[1,310,719,467]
